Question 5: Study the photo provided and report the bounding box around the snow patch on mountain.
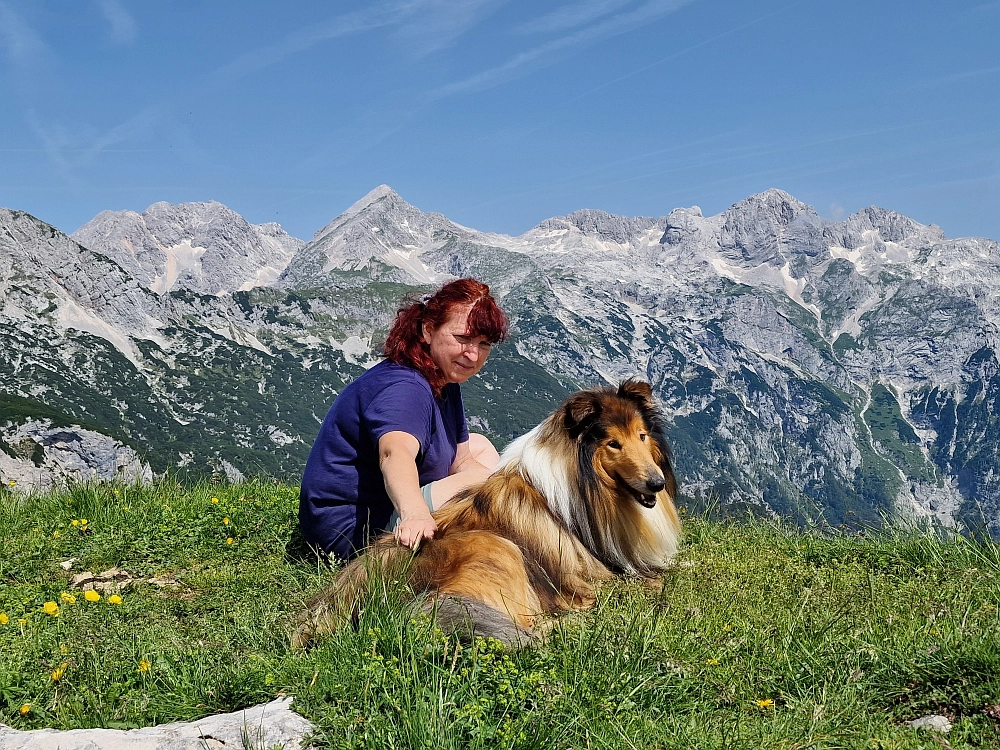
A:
[149,239,207,294]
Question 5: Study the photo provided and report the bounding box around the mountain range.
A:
[1,186,997,535]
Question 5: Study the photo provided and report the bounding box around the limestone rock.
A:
[0,697,313,750]
[905,714,952,733]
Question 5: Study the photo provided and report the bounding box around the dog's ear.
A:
[563,393,601,440]
[617,379,655,410]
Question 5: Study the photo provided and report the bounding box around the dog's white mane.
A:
[497,423,579,529]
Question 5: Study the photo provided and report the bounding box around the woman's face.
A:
[422,305,493,384]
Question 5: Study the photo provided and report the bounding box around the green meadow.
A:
[1,480,999,749]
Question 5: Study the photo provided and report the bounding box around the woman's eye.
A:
[608,440,622,450]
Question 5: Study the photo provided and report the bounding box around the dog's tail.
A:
[422,596,536,648]
[291,538,413,649]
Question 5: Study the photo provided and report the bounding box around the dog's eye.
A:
[639,433,647,441]
[608,440,622,450]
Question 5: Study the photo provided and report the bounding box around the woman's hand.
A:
[395,513,437,550]
[379,431,437,551]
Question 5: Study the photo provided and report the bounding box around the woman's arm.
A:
[449,440,483,474]
[378,430,437,550]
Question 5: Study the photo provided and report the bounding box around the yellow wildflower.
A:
[706,658,719,665]
[18,618,26,626]
[53,531,60,538]
[19,704,30,716]
[60,592,76,604]
[138,659,151,673]
[42,601,60,617]
[7,480,14,486]
[83,590,101,602]
[226,537,234,545]
[80,519,88,526]
[51,663,67,681]
[756,698,775,709]
[71,520,80,526]
[223,517,230,525]
[211,497,219,504]
[0,613,8,625]
[108,594,123,605]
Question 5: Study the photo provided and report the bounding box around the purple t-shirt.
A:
[299,360,469,559]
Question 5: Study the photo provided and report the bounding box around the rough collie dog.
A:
[293,380,681,647]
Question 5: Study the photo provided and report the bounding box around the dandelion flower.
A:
[0,613,8,625]
[226,537,233,545]
[138,659,151,673]
[51,663,67,681]
[83,590,101,602]
[43,601,60,617]
[60,592,76,604]
[211,497,219,504]
[71,520,80,527]
[81,519,88,526]
[108,594,122,605]
[223,517,230,525]
[756,698,775,709]
[19,704,30,716]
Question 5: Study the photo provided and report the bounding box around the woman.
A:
[299,278,509,560]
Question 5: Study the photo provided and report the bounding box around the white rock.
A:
[905,714,952,733]
[0,697,313,750]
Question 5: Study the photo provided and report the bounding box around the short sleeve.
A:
[454,387,469,444]
[364,379,435,451]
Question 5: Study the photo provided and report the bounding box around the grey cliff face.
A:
[72,201,303,295]
[2,188,998,535]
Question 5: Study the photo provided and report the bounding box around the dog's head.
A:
[562,380,677,510]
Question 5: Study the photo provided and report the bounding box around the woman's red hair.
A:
[383,278,508,396]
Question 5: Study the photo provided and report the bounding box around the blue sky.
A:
[1,0,997,241]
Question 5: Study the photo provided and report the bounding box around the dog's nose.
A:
[646,475,665,493]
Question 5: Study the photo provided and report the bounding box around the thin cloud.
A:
[207,8,391,85]
[55,2,417,176]
[392,0,509,57]
[433,0,697,98]
[0,1,46,64]
[566,0,805,103]
[916,66,1000,87]
[515,0,633,35]
[97,0,137,45]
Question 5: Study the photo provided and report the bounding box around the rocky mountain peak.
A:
[718,188,820,266]
[282,186,467,286]
[534,209,664,247]
[660,206,707,246]
[824,206,941,251]
[73,201,303,296]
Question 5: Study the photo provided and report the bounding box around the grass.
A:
[1,479,999,749]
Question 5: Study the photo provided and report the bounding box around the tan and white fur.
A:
[294,379,681,647]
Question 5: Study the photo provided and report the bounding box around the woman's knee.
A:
[468,432,500,469]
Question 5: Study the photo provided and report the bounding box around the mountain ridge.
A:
[2,188,997,535]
